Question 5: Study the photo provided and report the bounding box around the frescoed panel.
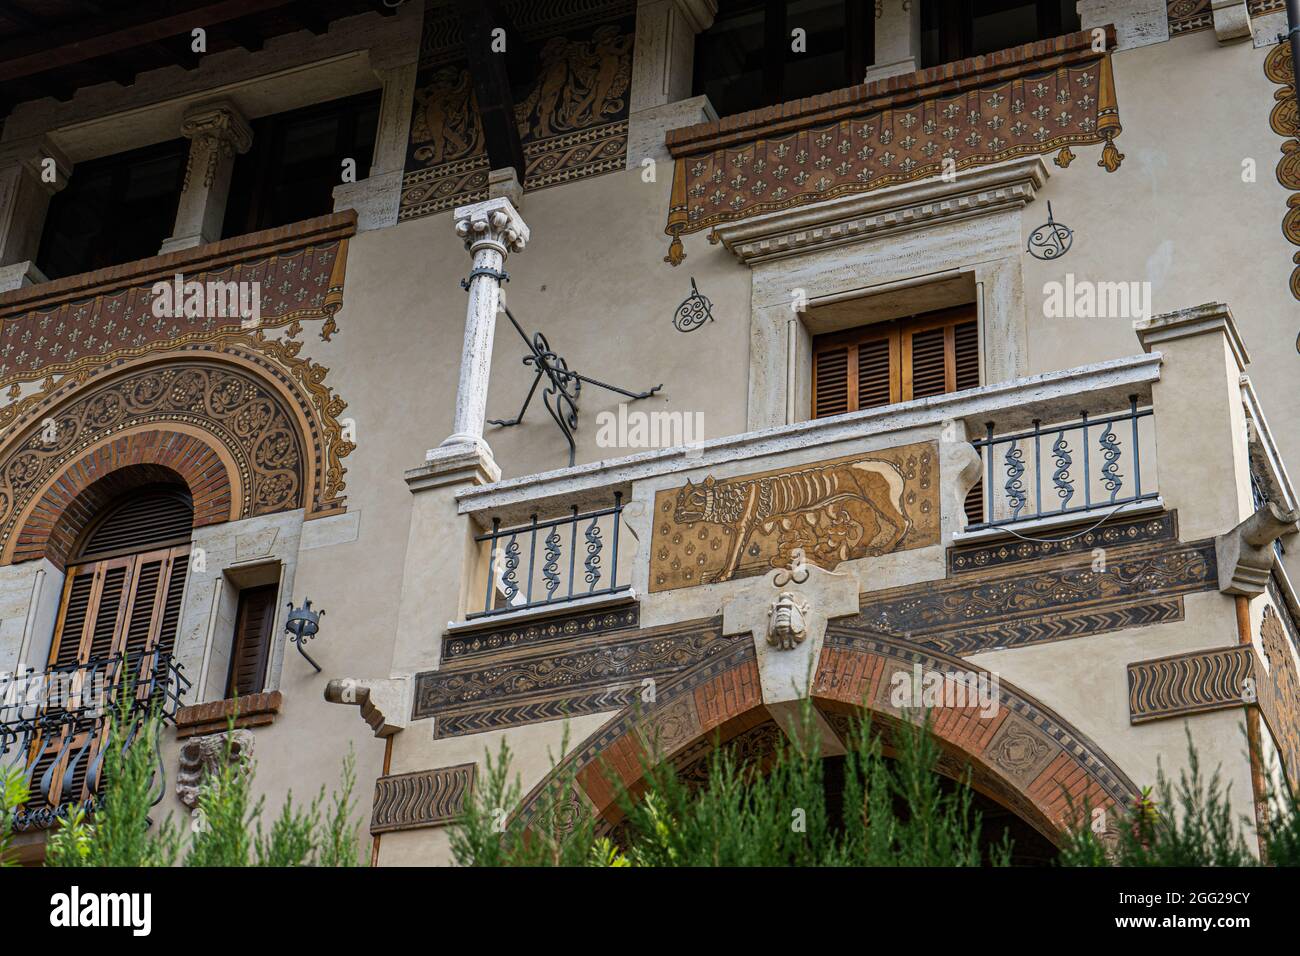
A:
[398,10,634,221]
[1258,604,1300,793]
[649,443,940,593]
[661,33,1123,265]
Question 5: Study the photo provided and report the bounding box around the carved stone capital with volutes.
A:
[176,729,255,810]
[179,100,253,191]
[453,196,529,257]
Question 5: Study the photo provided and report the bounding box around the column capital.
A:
[180,99,253,190]
[0,134,72,194]
[453,196,529,257]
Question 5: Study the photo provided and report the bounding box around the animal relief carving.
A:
[651,444,938,592]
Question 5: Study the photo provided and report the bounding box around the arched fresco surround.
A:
[0,339,349,567]
[513,634,1139,846]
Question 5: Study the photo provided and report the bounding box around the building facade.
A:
[0,0,1298,865]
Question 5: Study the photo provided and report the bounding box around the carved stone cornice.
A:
[179,100,253,191]
[714,155,1048,265]
[1135,301,1251,373]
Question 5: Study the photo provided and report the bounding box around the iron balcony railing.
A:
[1,649,189,832]
[471,493,630,619]
[968,396,1158,531]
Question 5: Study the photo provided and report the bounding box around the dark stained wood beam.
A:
[0,0,41,32]
[455,0,525,183]
[0,0,133,91]
[289,1,329,35]
[0,0,298,83]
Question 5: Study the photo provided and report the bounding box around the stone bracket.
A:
[1216,501,1300,596]
[324,676,412,737]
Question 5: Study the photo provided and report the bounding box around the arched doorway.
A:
[26,474,194,813]
[666,719,1060,865]
[513,637,1138,858]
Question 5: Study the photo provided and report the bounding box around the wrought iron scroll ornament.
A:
[489,305,663,467]
[1026,201,1073,261]
[673,278,716,333]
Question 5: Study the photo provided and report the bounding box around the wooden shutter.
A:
[227,584,278,698]
[79,488,192,561]
[813,307,979,418]
[813,345,850,418]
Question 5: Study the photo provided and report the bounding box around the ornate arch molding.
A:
[514,636,1137,845]
[30,456,227,569]
[0,339,348,566]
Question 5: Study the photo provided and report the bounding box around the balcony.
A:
[0,650,188,832]
[453,351,1165,631]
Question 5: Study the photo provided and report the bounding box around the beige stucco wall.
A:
[5,11,1297,864]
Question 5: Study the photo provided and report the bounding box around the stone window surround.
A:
[181,509,305,708]
[709,155,1048,432]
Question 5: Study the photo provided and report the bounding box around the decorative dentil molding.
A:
[714,155,1048,265]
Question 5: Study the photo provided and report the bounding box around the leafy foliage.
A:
[41,711,364,868]
[451,704,1011,867]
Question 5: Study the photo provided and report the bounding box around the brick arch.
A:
[0,352,324,567]
[514,636,1139,846]
[11,430,238,568]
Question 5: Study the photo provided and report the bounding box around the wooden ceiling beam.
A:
[0,0,298,83]
[455,0,525,184]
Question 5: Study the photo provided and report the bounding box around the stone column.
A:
[439,197,529,455]
[0,135,70,289]
[333,60,418,231]
[160,101,252,254]
[867,0,922,83]
[628,0,718,163]
[1076,0,1169,51]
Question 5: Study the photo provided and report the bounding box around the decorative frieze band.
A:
[1127,646,1254,724]
[949,511,1178,574]
[370,764,476,833]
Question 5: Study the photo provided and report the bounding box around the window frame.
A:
[811,304,979,418]
[693,0,874,117]
[221,88,382,239]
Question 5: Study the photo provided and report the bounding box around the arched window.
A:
[30,484,193,810]
[48,484,193,672]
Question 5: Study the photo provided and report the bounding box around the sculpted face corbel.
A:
[722,558,860,747]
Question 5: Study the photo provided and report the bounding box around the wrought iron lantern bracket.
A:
[285,599,325,673]
[490,306,663,466]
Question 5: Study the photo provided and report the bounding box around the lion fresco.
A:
[671,458,913,584]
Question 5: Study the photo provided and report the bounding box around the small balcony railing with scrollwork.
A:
[470,493,631,620]
[968,397,1159,532]
[1,650,189,832]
